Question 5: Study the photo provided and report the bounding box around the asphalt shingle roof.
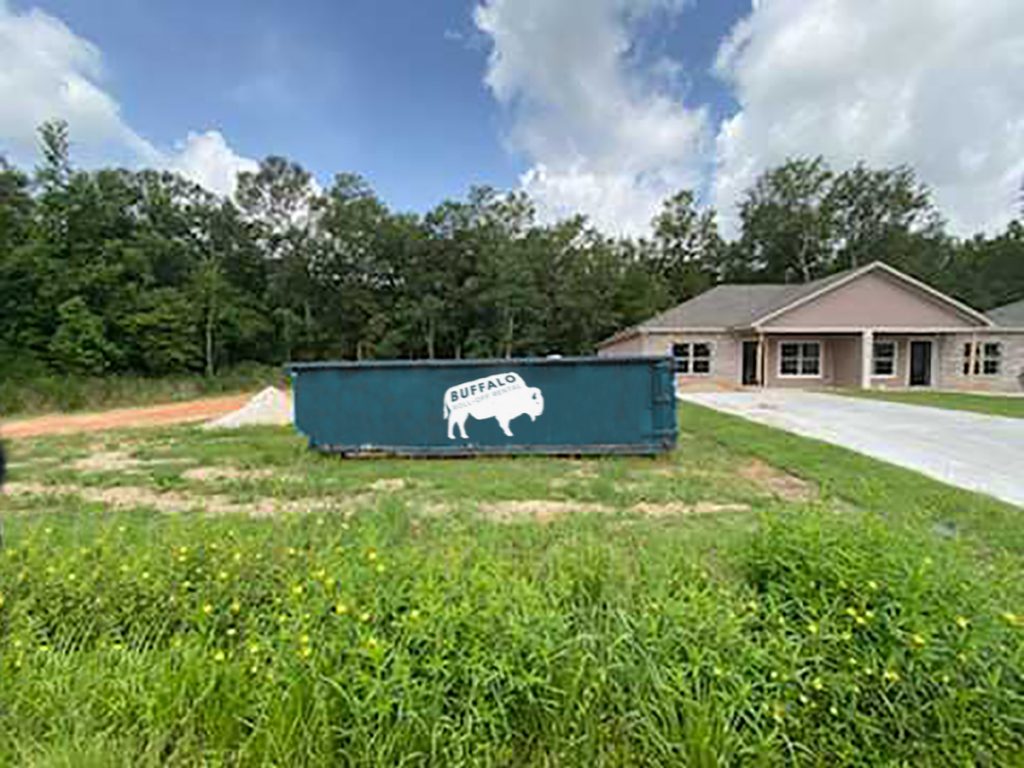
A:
[638,267,858,331]
[988,298,1024,327]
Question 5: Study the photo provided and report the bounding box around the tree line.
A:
[1,121,1022,378]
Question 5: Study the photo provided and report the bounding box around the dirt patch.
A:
[478,499,611,524]
[73,451,146,472]
[6,481,371,518]
[629,501,751,517]
[418,501,455,517]
[4,394,253,440]
[566,463,599,479]
[367,478,408,493]
[738,459,817,502]
[181,466,275,482]
[72,451,195,473]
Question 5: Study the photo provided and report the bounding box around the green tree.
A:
[49,296,116,374]
[735,157,835,283]
[650,189,723,300]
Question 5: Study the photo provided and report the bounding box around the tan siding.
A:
[832,336,862,388]
[763,271,983,330]
[763,335,861,388]
[938,333,1024,393]
[597,334,646,357]
[646,332,741,390]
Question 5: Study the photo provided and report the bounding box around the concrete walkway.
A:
[679,390,1024,508]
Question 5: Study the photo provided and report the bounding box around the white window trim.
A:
[871,340,898,379]
[777,340,823,379]
[671,341,715,377]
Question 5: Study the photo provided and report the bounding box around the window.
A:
[872,341,897,377]
[779,341,821,377]
[672,342,712,375]
[962,342,1002,376]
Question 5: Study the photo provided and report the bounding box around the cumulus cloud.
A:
[712,0,1024,236]
[168,131,258,197]
[474,0,709,236]
[0,1,255,196]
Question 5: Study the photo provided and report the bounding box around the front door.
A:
[909,340,932,387]
[741,341,759,386]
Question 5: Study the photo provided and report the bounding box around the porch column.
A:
[758,332,766,388]
[861,330,874,389]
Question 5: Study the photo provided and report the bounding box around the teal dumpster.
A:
[288,356,676,456]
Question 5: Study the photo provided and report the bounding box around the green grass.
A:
[832,388,1024,419]
[0,406,1021,765]
[0,363,284,418]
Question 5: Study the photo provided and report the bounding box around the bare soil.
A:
[3,394,254,440]
[738,458,817,501]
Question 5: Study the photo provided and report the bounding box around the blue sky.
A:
[1,0,1022,236]
[12,0,744,213]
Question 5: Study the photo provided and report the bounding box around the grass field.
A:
[1,404,1021,765]
[0,364,283,418]
[834,388,1024,419]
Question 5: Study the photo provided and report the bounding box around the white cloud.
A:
[712,0,1024,237]
[474,0,708,236]
[169,131,258,197]
[0,1,255,196]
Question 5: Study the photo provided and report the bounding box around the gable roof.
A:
[636,267,859,331]
[599,261,992,347]
[988,298,1024,327]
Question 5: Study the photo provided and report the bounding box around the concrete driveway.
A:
[679,390,1024,508]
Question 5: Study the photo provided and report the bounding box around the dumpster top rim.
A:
[286,355,670,371]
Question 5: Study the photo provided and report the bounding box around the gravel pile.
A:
[203,387,293,429]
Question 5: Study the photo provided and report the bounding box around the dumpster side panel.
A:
[290,357,676,456]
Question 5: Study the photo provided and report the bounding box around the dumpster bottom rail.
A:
[311,443,671,458]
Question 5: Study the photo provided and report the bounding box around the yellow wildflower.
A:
[910,633,926,648]
[882,669,900,683]
[291,585,304,596]
[410,609,421,620]
[230,601,241,614]
[807,622,819,636]
[213,650,226,662]
[299,646,312,659]
[367,550,378,562]
[360,611,372,623]
[955,616,970,630]
[867,580,879,591]
[335,602,349,615]
[811,677,824,691]
[1000,612,1021,627]
[202,603,214,615]
[226,628,237,638]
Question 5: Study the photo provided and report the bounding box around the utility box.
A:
[288,356,677,457]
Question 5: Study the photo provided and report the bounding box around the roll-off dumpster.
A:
[288,356,676,456]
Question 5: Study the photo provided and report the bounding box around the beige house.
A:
[598,262,1024,393]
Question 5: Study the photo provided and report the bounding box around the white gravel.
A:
[680,390,1024,508]
[203,387,293,430]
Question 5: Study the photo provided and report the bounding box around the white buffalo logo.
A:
[443,372,544,439]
